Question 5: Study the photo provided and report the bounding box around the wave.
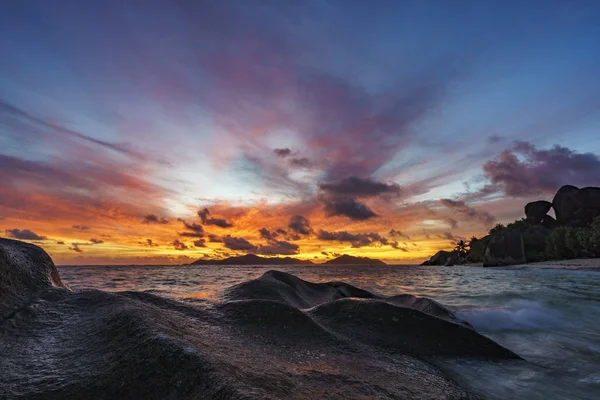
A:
[1,238,521,399]
[457,300,566,332]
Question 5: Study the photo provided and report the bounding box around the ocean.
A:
[58,264,600,400]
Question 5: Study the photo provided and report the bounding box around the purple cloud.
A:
[5,229,47,241]
[222,235,257,251]
[483,141,600,197]
[142,214,169,224]
[317,229,390,248]
[198,208,233,228]
[287,215,312,235]
[319,177,401,198]
[439,199,495,227]
[173,240,188,250]
[322,197,377,220]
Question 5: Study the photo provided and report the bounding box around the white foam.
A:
[457,300,565,332]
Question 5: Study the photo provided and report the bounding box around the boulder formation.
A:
[483,229,526,267]
[527,185,600,228]
[421,185,600,267]
[525,200,552,224]
[421,250,461,266]
[1,239,521,399]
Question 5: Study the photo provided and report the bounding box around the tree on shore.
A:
[454,239,468,255]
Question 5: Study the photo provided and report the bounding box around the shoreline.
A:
[444,259,600,270]
[511,258,600,270]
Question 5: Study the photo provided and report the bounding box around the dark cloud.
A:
[259,227,276,241]
[257,224,302,255]
[208,234,222,243]
[275,228,287,236]
[390,242,409,252]
[443,218,459,229]
[5,229,47,241]
[273,148,292,157]
[178,219,205,238]
[288,215,312,235]
[483,141,600,197]
[256,240,299,255]
[142,214,169,224]
[222,235,257,251]
[198,208,233,228]
[56,241,65,245]
[321,251,329,256]
[439,199,495,227]
[145,239,159,247]
[319,176,401,198]
[69,243,83,253]
[173,240,188,250]
[389,229,410,239]
[322,197,377,220]
[89,238,104,244]
[193,239,206,248]
[289,157,312,168]
[317,229,390,248]
[72,225,90,230]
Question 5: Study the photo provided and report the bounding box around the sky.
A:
[1,0,600,265]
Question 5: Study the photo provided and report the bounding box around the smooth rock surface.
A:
[1,240,522,399]
[0,238,69,320]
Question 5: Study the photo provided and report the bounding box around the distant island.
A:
[422,185,600,267]
[323,254,386,265]
[190,253,386,266]
[190,254,314,266]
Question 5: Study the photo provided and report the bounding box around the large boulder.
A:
[444,251,461,266]
[524,200,552,225]
[483,229,526,267]
[421,250,459,266]
[552,185,600,226]
[0,238,69,320]
[552,185,583,224]
[1,239,521,399]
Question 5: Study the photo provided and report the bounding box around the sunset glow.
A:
[2,1,600,264]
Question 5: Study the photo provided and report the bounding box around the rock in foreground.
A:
[1,239,520,399]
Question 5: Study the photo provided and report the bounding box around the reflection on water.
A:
[58,264,600,400]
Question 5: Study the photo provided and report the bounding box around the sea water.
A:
[58,264,600,400]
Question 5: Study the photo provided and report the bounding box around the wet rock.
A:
[0,238,69,320]
[1,239,519,400]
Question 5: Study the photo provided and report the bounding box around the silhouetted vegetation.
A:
[462,216,600,263]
